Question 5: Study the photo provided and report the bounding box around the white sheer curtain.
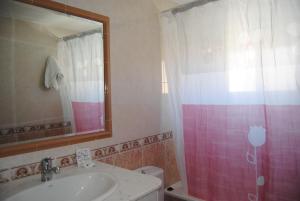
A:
[161,0,300,199]
[57,32,104,133]
[160,10,189,193]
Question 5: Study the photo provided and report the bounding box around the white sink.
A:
[4,172,118,201]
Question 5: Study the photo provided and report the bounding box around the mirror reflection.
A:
[0,1,105,145]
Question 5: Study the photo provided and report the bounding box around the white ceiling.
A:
[0,0,102,38]
[0,0,196,37]
[173,0,196,4]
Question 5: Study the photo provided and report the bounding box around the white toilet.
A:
[135,166,164,201]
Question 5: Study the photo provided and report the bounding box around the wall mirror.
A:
[0,0,111,157]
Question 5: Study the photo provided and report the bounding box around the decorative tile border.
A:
[0,131,173,183]
[143,134,160,145]
[11,162,40,180]
[56,154,77,168]
[0,169,10,184]
[0,121,73,145]
[0,121,72,136]
[119,140,141,152]
[161,131,173,140]
[92,144,119,160]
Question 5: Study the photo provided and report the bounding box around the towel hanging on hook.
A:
[44,56,64,90]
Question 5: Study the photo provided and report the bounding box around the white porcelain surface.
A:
[0,162,161,201]
[3,172,117,201]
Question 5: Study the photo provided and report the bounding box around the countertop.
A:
[0,161,162,201]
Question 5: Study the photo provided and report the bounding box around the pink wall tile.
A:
[98,156,116,166]
[164,139,180,186]
[115,149,142,170]
[0,132,180,189]
[142,142,165,169]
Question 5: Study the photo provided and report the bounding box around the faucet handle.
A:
[41,157,55,169]
[52,166,60,174]
[46,157,55,161]
[41,157,54,162]
[42,157,59,172]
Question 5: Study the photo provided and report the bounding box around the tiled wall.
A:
[0,0,176,190]
[0,132,180,187]
[0,18,62,129]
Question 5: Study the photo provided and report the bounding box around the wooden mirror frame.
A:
[0,0,112,157]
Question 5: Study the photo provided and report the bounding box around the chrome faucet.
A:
[41,157,60,182]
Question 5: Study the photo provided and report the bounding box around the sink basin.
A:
[4,172,118,201]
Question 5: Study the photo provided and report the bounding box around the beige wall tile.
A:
[98,155,116,166]
[142,142,165,169]
[164,139,180,186]
[115,149,142,170]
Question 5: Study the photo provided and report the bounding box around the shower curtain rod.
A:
[161,0,218,14]
[62,28,102,41]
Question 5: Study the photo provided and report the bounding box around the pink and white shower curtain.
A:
[161,0,300,200]
[57,32,105,133]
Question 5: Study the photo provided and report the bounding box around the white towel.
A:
[44,56,64,90]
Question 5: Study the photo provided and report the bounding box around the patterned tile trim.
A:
[0,121,72,136]
[143,134,160,145]
[119,140,142,152]
[56,154,77,168]
[160,131,173,141]
[2,131,173,182]
[11,162,40,180]
[0,169,10,184]
[92,144,119,160]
